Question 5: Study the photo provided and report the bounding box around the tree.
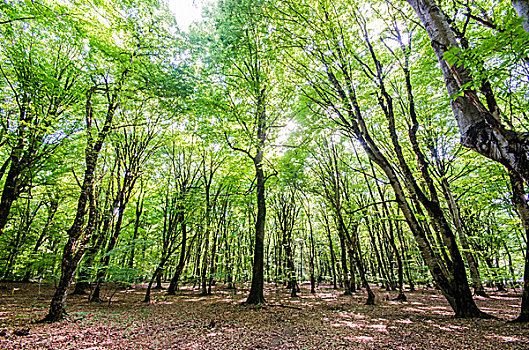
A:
[90,116,159,301]
[0,1,81,237]
[276,0,488,317]
[404,0,529,183]
[271,189,300,297]
[42,0,187,321]
[209,0,291,305]
[404,0,529,321]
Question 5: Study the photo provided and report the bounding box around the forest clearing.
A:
[2,282,529,349]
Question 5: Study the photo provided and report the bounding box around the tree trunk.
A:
[167,217,187,295]
[42,70,129,322]
[207,228,219,295]
[129,192,144,269]
[42,171,98,322]
[337,233,352,294]
[323,217,338,289]
[307,213,316,294]
[246,152,266,305]
[406,0,529,185]
[509,170,529,322]
[440,178,487,296]
[0,143,25,236]
[200,227,211,296]
[344,223,375,305]
[144,265,163,303]
[23,200,58,282]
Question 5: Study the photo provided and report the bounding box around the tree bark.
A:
[513,0,529,32]
[509,170,529,322]
[307,212,316,294]
[0,158,23,236]
[167,212,187,295]
[246,150,267,305]
[439,177,487,296]
[128,192,144,269]
[23,199,58,282]
[406,0,529,185]
[323,215,338,289]
[42,160,98,322]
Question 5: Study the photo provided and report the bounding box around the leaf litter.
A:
[1,282,528,349]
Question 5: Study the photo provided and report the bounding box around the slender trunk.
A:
[246,151,266,305]
[43,69,129,322]
[167,217,187,295]
[307,213,316,294]
[144,264,163,303]
[504,242,517,290]
[323,216,338,289]
[283,231,298,297]
[207,228,219,295]
[509,170,529,322]
[344,221,375,305]
[129,193,144,269]
[200,227,210,296]
[23,200,58,282]
[92,175,135,300]
[274,231,281,285]
[440,178,487,296]
[337,233,351,294]
[155,273,162,289]
[396,219,415,291]
[366,219,390,290]
[3,199,41,280]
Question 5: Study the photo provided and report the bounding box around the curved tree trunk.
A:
[42,162,98,322]
[405,0,529,185]
[167,217,187,295]
[323,216,338,289]
[23,199,58,282]
[439,178,487,296]
[42,68,129,322]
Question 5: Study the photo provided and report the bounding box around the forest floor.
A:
[1,282,529,349]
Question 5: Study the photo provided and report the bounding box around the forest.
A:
[1,0,529,348]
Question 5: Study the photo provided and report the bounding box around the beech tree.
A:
[42,0,188,321]
[208,0,297,305]
[403,0,529,321]
[275,0,489,317]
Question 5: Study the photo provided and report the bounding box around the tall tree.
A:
[209,0,291,305]
[42,0,187,321]
[404,0,529,321]
[277,0,488,317]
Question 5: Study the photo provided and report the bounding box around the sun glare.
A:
[167,0,210,31]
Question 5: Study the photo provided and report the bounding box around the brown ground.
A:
[1,282,528,349]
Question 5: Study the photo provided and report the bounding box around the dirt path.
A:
[1,282,529,349]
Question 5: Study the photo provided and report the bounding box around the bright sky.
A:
[167,0,210,31]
